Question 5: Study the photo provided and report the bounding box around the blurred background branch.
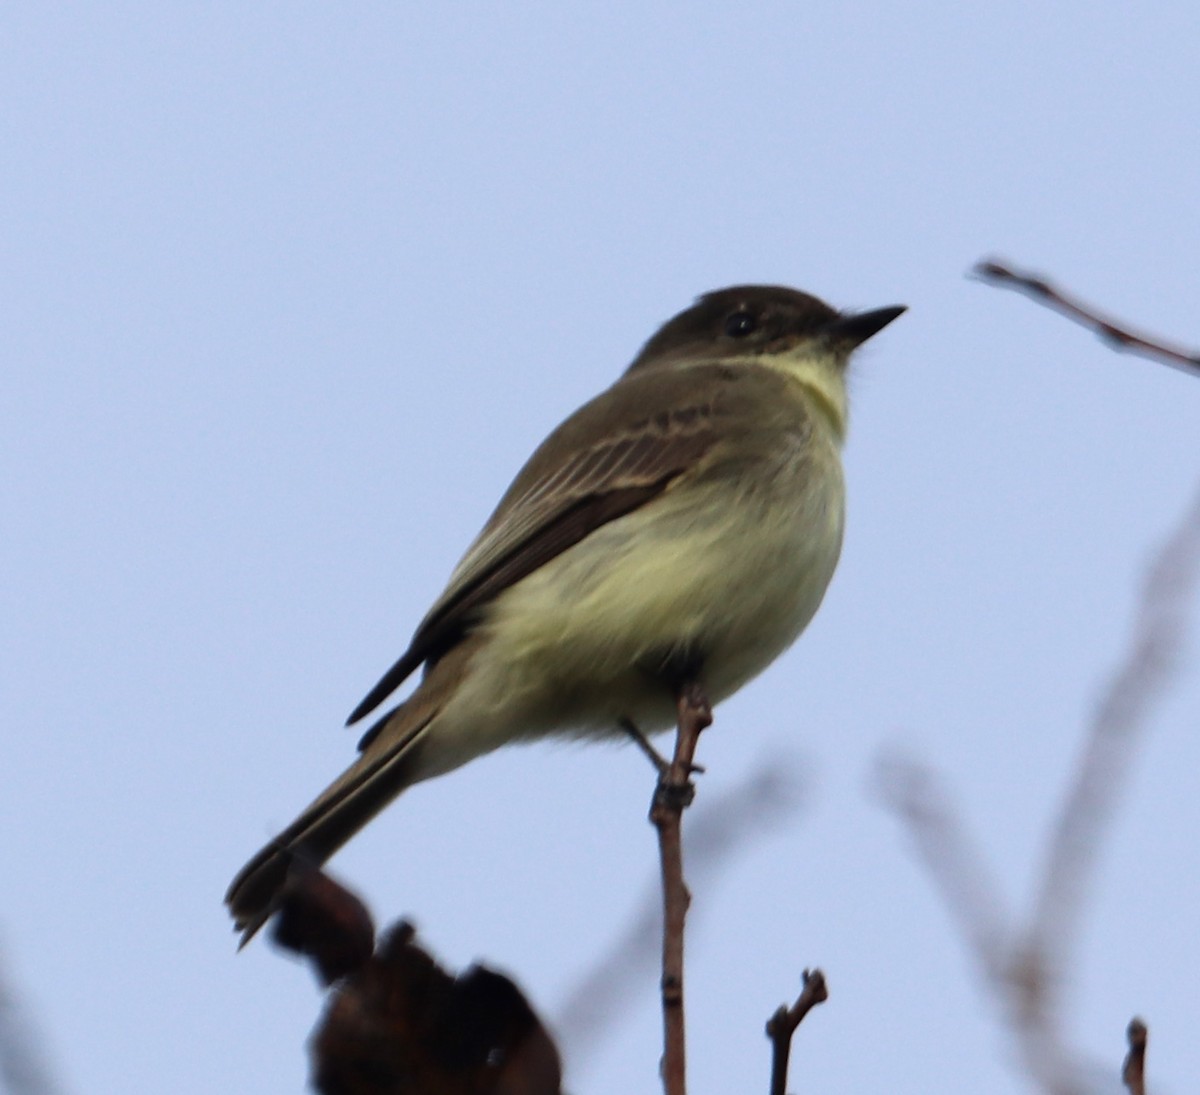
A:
[268,865,563,1095]
[1121,1018,1147,1095]
[879,481,1200,1093]
[0,947,63,1095]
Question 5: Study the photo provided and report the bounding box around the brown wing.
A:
[346,368,732,726]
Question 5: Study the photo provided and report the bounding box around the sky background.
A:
[3,4,1198,1093]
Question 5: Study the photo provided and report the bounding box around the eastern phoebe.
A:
[227,285,904,940]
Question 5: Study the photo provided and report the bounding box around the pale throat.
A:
[756,350,849,440]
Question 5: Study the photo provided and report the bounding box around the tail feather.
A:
[225,706,435,946]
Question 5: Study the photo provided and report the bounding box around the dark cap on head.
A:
[627,285,905,374]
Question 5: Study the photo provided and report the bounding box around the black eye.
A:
[724,309,758,338]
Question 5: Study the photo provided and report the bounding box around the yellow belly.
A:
[464,435,845,736]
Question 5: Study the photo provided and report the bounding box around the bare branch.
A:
[651,681,712,1095]
[765,969,828,1095]
[555,760,806,1063]
[972,259,1200,377]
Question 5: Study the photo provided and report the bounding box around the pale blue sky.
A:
[3,4,1198,1093]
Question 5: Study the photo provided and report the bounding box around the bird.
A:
[226,284,905,942]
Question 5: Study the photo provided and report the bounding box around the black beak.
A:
[823,304,907,348]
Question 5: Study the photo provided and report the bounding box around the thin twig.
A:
[555,760,805,1065]
[1121,1017,1147,1095]
[765,969,828,1095]
[651,681,712,1095]
[972,258,1200,377]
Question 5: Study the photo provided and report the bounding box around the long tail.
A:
[224,629,490,947]
[224,699,438,946]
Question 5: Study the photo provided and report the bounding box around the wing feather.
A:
[346,368,736,726]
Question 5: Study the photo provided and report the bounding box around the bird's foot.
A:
[619,717,706,780]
